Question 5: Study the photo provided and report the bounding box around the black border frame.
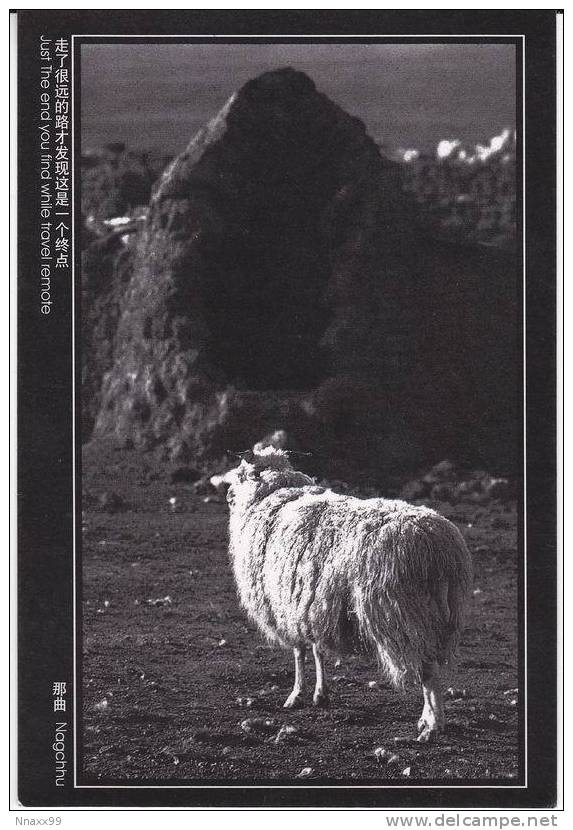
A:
[15,9,559,809]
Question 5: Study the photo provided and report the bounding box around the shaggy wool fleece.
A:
[227,450,472,688]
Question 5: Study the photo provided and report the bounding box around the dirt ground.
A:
[81,442,520,786]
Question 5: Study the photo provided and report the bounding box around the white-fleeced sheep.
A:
[226,448,472,742]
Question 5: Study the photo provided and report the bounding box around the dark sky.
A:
[81,42,516,155]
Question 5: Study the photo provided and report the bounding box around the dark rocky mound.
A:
[81,228,134,439]
[89,67,519,479]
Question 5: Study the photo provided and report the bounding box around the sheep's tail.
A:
[426,527,473,673]
[436,573,468,666]
[424,529,473,683]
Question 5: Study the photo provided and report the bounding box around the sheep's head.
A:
[227,447,292,484]
[226,448,302,509]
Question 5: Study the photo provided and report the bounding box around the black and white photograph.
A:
[13,10,560,810]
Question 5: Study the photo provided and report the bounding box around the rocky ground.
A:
[81,442,520,785]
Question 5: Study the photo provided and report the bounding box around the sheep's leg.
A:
[417,661,445,743]
[312,643,329,708]
[283,646,306,708]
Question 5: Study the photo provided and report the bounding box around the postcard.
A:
[13,9,560,809]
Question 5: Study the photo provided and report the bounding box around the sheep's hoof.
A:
[283,693,304,709]
[312,691,330,708]
[417,726,439,743]
[416,715,443,743]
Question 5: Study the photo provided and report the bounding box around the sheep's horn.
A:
[234,449,255,462]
